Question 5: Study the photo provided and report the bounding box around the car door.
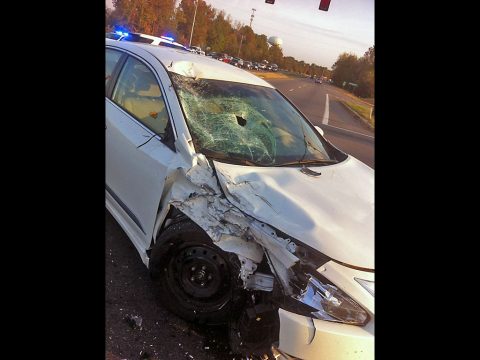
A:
[106,49,176,253]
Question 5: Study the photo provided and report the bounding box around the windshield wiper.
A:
[201,149,267,167]
[274,159,338,167]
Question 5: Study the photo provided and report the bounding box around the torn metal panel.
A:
[165,155,263,283]
[217,234,264,264]
[264,249,295,295]
[160,154,300,291]
[237,255,258,283]
[244,272,275,292]
[247,221,298,269]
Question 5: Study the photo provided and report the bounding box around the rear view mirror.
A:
[315,126,325,136]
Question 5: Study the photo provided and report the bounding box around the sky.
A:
[106,0,374,69]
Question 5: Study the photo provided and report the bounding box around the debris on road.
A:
[139,350,150,359]
[124,314,143,330]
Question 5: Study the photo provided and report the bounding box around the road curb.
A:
[339,101,375,131]
[321,124,375,143]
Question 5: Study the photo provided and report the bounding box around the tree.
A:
[331,48,374,97]
[176,0,215,47]
[267,44,283,65]
[332,53,359,86]
[364,46,374,65]
[108,0,176,34]
[206,11,228,51]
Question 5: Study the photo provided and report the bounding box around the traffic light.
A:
[319,0,331,11]
[265,0,275,4]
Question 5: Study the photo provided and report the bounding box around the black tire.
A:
[149,220,245,325]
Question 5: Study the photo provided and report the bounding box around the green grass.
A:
[278,70,309,79]
[248,71,291,79]
[342,101,375,128]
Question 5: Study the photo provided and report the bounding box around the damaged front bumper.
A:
[155,154,373,359]
[275,308,374,360]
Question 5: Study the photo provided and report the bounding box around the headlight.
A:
[355,278,374,297]
[290,273,369,326]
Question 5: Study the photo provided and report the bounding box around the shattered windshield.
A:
[170,73,337,166]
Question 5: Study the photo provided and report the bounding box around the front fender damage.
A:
[165,154,300,291]
[159,154,304,356]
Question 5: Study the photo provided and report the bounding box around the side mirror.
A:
[315,126,324,136]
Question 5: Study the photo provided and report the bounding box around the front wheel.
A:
[149,220,244,324]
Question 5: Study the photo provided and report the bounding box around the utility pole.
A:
[189,0,199,48]
[249,8,256,28]
[237,35,245,57]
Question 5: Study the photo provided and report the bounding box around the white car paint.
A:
[105,39,374,359]
[213,155,374,269]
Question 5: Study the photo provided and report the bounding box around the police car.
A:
[106,31,189,52]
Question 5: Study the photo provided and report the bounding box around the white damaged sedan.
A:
[106,38,374,360]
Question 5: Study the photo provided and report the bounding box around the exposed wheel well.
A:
[147,205,192,257]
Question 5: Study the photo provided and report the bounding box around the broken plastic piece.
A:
[124,314,143,329]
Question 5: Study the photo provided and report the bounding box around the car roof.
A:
[106,39,273,88]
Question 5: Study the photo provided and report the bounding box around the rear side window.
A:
[112,57,169,136]
[106,49,123,92]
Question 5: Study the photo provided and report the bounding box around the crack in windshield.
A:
[170,73,336,166]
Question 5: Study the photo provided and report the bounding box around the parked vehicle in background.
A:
[315,77,323,84]
[243,61,253,70]
[259,62,267,70]
[270,64,278,72]
[190,46,205,55]
[251,62,260,70]
[219,54,232,63]
[230,57,244,68]
[211,52,225,60]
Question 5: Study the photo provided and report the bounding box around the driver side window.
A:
[112,56,169,136]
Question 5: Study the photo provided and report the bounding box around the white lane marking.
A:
[322,94,329,125]
[289,88,294,91]
[324,124,374,139]
[298,86,302,88]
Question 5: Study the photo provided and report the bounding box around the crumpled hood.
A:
[213,156,374,269]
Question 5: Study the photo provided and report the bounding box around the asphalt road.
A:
[106,76,375,360]
[106,211,234,360]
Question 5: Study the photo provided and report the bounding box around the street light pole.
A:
[189,0,199,48]
[237,35,245,57]
[250,8,256,28]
